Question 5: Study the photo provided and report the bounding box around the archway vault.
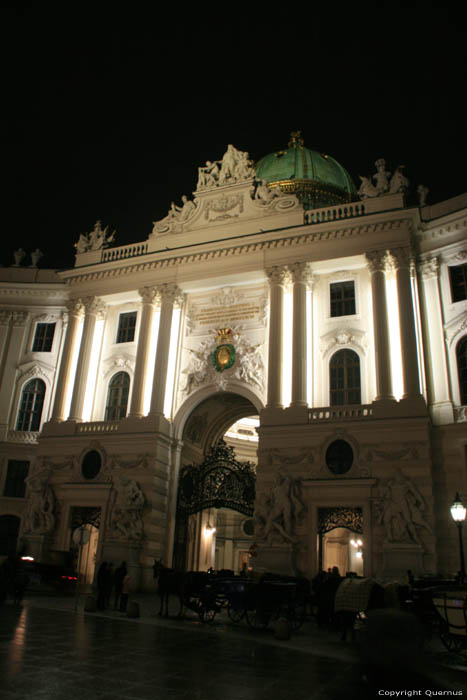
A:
[172,391,259,570]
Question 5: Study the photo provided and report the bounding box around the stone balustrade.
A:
[305,202,366,224]
[101,242,149,262]
[308,405,373,422]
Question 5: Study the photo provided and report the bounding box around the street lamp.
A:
[450,492,466,582]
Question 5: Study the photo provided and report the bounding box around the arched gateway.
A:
[172,390,259,573]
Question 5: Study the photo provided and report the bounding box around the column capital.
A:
[265,265,290,286]
[0,310,12,326]
[365,250,387,274]
[390,246,413,271]
[81,296,106,319]
[157,283,184,308]
[11,311,29,327]
[289,261,314,286]
[138,286,159,305]
[65,299,84,317]
[419,256,440,280]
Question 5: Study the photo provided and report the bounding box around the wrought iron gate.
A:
[317,506,363,572]
[173,440,256,569]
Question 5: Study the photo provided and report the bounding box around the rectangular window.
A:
[330,281,356,317]
[116,312,137,344]
[3,460,29,498]
[32,323,55,352]
[449,264,467,303]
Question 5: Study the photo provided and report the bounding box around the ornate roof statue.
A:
[358,159,410,199]
[75,220,116,254]
[196,144,254,192]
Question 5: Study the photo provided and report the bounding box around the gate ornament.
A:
[177,440,256,517]
[212,328,235,373]
[318,507,363,534]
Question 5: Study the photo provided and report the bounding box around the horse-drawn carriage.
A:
[153,561,309,629]
[432,590,467,652]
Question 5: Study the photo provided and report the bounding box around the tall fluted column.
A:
[68,296,106,422]
[366,251,394,401]
[391,247,421,399]
[419,257,453,422]
[290,262,312,406]
[128,287,158,418]
[51,300,84,421]
[266,266,289,408]
[149,283,183,417]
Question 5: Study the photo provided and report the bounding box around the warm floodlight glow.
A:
[306,288,313,406]
[82,317,105,421]
[386,276,403,400]
[143,310,160,416]
[282,289,293,407]
[163,307,181,418]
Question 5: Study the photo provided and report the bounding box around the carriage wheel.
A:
[199,606,217,624]
[227,605,245,624]
[246,608,269,630]
[440,632,466,653]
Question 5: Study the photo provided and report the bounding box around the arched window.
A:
[105,372,130,421]
[330,349,361,405]
[457,336,467,405]
[16,379,46,431]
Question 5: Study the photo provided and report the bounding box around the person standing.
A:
[96,561,108,610]
[114,561,127,610]
[119,572,130,613]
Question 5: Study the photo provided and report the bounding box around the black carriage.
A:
[243,574,310,631]
[184,574,251,624]
[432,590,467,652]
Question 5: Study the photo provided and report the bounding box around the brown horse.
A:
[152,559,186,617]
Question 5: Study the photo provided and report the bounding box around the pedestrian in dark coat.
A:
[114,561,127,610]
[96,561,108,610]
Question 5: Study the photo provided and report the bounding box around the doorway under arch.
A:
[174,391,259,572]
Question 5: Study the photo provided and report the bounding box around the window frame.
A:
[3,460,29,498]
[32,322,56,352]
[15,378,46,432]
[329,349,361,406]
[104,371,130,421]
[329,280,357,318]
[116,311,137,344]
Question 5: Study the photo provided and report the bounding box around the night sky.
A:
[2,5,466,270]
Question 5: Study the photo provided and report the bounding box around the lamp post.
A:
[450,492,466,583]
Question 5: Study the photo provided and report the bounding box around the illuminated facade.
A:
[0,135,466,588]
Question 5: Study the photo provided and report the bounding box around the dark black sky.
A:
[2,5,466,270]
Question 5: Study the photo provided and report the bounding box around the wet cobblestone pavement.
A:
[0,594,466,699]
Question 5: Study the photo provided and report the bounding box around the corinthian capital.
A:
[65,299,84,317]
[419,256,439,280]
[390,246,412,270]
[289,261,314,286]
[138,286,159,305]
[265,265,290,286]
[158,283,184,307]
[81,296,107,319]
[366,250,387,274]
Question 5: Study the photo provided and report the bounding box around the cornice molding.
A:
[417,217,467,244]
[64,218,412,286]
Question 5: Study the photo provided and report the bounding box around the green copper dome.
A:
[254,131,357,209]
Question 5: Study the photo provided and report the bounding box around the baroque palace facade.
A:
[0,133,466,589]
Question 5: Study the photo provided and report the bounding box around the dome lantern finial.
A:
[288,130,304,149]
